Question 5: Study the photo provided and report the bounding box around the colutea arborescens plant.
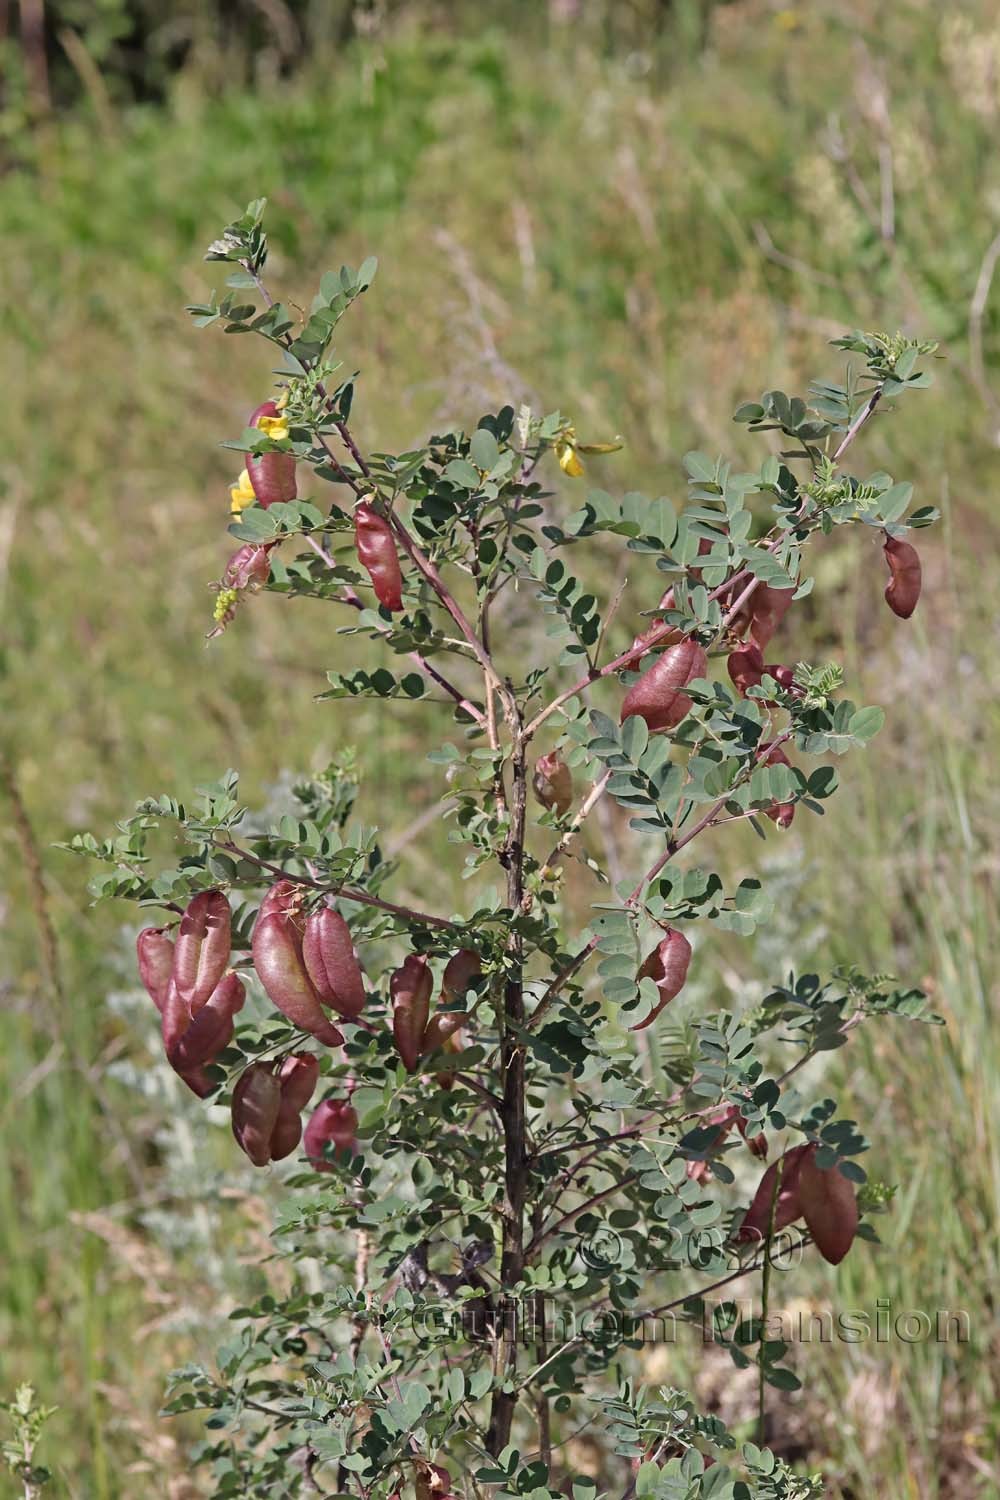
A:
[69,201,944,1498]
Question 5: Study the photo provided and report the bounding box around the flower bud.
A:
[621,638,707,734]
[252,882,344,1047]
[883,534,921,618]
[136,927,175,1014]
[633,928,692,1030]
[304,1098,359,1169]
[797,1148,859,1265]
[247,401,297,508]
[533,751,574,816]
[171,891,232,1012]
[302,907,367,1019]
[355,501,403,611]
[391,954,433,1072]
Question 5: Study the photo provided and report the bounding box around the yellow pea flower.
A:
[556,440,585,478]
[256,414,289,442]
[229,468,256,515]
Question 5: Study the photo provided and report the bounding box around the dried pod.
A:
[759,740,796,829]
[304,1098,359,1170]
[355,501,403,611]
[727,641,764,696]
[171,891,232,1011]
[797,1150,859,1265]
[136,928,175,1014]
[621,638,707,733]
[302,907,367,1019]
[883,534,921,619]
[441,948,482,1003]
[748,584,795,651]
[738,1144,812,1244]
[391,954,433,1071]
[167,971,245,1075]
[247,400,297,508]
[269,1052,321,1161]
[222,542,273,592]
[252,883,344,1047]
[533,751,574,816]
[231,1063,283,1167]
[632,928,693,1030]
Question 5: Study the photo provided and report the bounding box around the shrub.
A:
[69,201,944,1497]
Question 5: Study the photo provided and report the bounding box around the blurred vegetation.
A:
[2,0,1000,1494]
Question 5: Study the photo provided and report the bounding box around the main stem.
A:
[487,718,529,1456]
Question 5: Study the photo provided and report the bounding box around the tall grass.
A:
[3,3,1000,1492]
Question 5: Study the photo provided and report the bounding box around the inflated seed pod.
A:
[231,1063,283,1167]
[222,542,273,592]
[304,1098,360,1170]
[727,641,765,696]
[441,948,482,1003]
[620,638,707,733]
[247,400,297,508]
[269,1052,320,1161]
[252,882,344,1047]
[533,751,574,816]
[136,928,176,1014]
[422,1007,467,1054]
[391,954,433,1072]
[632,928,693,1030]
[166,971,245,1075]
[748,584,795,651]
[738,1143,812,1244]
[883,534,922,619]
[759,740,796,829]
[797,1149,859,1265]
[302,907,367,1019]
[171,891,232,1011]
[355,501,404,611]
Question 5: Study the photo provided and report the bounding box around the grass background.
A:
[2,1,1000,1493]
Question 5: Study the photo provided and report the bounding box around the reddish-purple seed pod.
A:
[441,948,482,1003]
[759,740,796,829]
[632,928,693,1030]
[222,542,273,592]
[231,1064,283,1167]
[355,502,404,611]
[797,1149,859,1265]
[304,1098,359,1170]
[747,584,795,651]
[171,891,232,1011]
[738,1143,812,1244]
[422,1007,467,1054]
[136,928,175,1014]
[533,751,574,816]
[727,641,765,696]
[883,534,922,619]
[621,638,707,734]
[252,884,344,1048]
[246,400,297,509]
[391,954,433,1072]
[269,1052,320,1161]
[302,907,367,1019]
[167,971,245,1075]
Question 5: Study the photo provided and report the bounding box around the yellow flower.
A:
[229,468,256,514]
[256,414,289,442]
[556,441,585,478]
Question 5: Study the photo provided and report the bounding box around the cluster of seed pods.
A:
[739,1142,859,1265]
[390,949,480,1074]
[137,883,367,1168]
